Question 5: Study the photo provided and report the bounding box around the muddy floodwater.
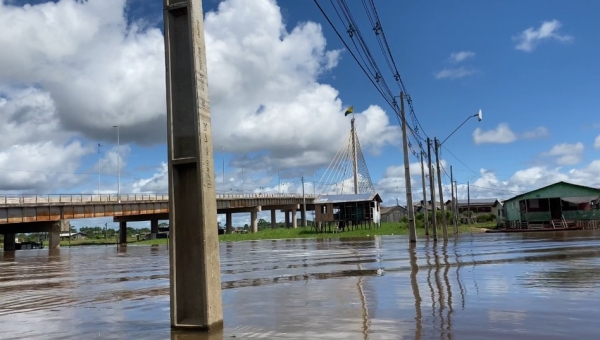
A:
[2,231,600,339]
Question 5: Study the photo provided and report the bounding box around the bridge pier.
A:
[225,212,233,234]
[119,221,127,244]
[150,219,159,240]
[270,209,277,229]
[291,208,297,229]
[284,211,290,228]
[250,210,258,233]
[3,233,15,251]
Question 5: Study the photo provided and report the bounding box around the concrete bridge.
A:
[0,193,316,250]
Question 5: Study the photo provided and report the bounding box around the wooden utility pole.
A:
[420,151,429,235]
[450,166,457,234]
[426,138,437,240]
[163,0,222,330]
[434,138,448,240]
[400,92,417,242]
[467,181,471,225]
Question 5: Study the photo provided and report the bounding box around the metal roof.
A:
[314,193,382,204]
[380,205,406,214]
[504,181,600,203]
[456,198,499,206]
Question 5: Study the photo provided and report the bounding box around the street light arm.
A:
[440,113,479,146]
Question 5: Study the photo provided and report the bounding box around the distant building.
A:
[59,232,87,241]
[380,205,407,223]
[503,181,600,228]
[313,193,382,232]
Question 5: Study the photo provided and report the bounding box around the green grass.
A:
[133,221,495,245]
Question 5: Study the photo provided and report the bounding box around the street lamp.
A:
[112,125,120,203]
[434,109,482,239]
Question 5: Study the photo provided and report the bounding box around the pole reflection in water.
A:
[409,243,422,339]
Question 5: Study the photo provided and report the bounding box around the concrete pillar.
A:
[3,233,15,251]
[291,208,297,229]
[119,221,127,244]
[48,220,65,249]
[285,211,290,228]
[151,219,159,240]
[164,0,223,329]
[271,209,277,229]
[250,211,258,233]
[226,212,233,234]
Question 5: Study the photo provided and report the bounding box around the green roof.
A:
[504,181,600,203]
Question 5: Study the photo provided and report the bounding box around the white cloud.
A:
[513,19,573,52]
[0,0,401,193]
[594,135,600,149]
[473,123,517,145]
[435,66,475,80]
[449,51,475,63]
[522,126,549,139]
[543,142,584,165]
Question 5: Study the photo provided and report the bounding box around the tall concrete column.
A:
[164,0,223,330]
[291,208,297,229]
[284,211,290,228]
[3,233,15,251]
[119,221,127,244]
[271,209,277,229]
[151,219,159,240]
[48,220,67,249]
[226,212,233,234]
[250,211,258,233]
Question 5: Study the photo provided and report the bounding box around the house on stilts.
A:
[502,181,600,229]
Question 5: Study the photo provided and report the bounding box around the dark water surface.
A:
[2,231,600,339]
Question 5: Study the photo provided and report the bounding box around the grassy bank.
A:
[133,222,495,245]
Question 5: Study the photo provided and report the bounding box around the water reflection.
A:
[2,232,600,339]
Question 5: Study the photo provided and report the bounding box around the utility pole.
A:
[450,165,457,234]
[454,181,459,231]
[278,159,281,194]
[98,143,102,195]
[350,118,359,194]
[420,151,429,236]
[301,176,307,227]
[427,138,437,240]
[112,125,120,203]
[434,138,448,240]
[241,167,244,194]
[222,145,225,192]
[467,181,471,225]
[400,92,417,242]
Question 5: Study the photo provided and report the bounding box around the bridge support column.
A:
[301,208,306,228]
[226,213,233,234]
[291,208,297,229]
[284,211,290,228]
[119,221,127,244]
[270,209,277,229]
[3,233,15,251]
[250,210,258,233]
[49,230,61,249]
[151,219,159,240]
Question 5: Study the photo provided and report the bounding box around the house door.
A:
[549,198,562,219]
[519,200,527,221]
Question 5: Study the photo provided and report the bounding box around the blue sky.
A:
[0,0,599,227]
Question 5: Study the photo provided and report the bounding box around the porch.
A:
[515,196,600,228]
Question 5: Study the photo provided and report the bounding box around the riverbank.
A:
[134,222,494,245]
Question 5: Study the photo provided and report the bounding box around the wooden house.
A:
[503,181,600,228]
[313,193,382,232]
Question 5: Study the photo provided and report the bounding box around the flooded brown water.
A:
[2,231,600,339]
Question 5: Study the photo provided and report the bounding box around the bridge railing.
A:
[0,193,317,205]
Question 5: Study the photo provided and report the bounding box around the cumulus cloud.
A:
[513,19,573,52]
[449,51,475,63]
[435,66,475,80]
[0,0,401,193]
[543,142,584,165]
[594,135,600,149]
[473,123,517,144]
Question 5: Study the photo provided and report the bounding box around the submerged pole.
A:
[163,0,223,330]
